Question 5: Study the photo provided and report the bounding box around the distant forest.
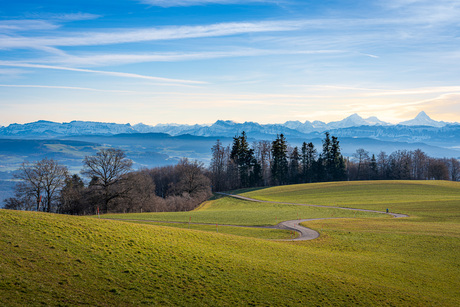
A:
[3,132,459,215]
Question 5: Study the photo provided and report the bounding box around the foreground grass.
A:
[2,208,459,306]
[124,220,297,240]
[302,217,460,306]
[2,180,459,306]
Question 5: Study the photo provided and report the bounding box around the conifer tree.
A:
[331,136,346,181]
[271,134,288,185]
[301,142,317,183]
[230,132,259,188]
[288,147,300,184]
[319,132,332,181]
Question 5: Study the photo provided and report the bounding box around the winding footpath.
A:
[111,193,409,242]
[217,193,409,241]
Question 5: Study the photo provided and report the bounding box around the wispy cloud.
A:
[30,13,101,22]
[0,61,207,85]
[0,20,59,32]
[284,84,460,97]
[380,0,460,25]
[362,86,460,97]
[39,49,342,67]
[0,84,133,93]
[139,0,279,7]
[0,14,101,33]
[0,20,304,49]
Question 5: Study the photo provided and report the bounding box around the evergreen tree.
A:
[369,154,378,180]
[288,147,300,184]
[319,132,332,181]
[230,132,259,188]
[331,136,346,181]
[301,142,317,183]
[320,133,345,181]
[271,134,289,185]
[249,159,263,187]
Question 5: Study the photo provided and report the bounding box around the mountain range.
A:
[0,111,457,139]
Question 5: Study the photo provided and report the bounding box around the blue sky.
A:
[1,0,459,126]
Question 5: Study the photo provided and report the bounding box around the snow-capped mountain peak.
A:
[327,113,388,129]
[399,111,446,127]
[365,116,389,126]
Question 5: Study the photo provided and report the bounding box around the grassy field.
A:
[104,196,385,227]
[241,180,460,220]
[123,220,298,240]
[1,180,459,306]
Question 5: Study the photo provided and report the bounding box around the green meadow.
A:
[1,180,459,306]
[104,196,385,227]
[242,180,460,220]
[123,220,297,240]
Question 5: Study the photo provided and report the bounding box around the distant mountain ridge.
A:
[0,120,136,137]
[1,112,459,150]
[1,112,453,137]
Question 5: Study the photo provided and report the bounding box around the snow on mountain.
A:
[0,112,453,140]
[63,121,135,135]
[166,120,306,138]
[133,123,199,135]
[328,114,368,129]
[283,120,315,133]
[311,120,328,130]
[399,111,447,127]
[365,116,390,126]
[0,120,136,137]
[327,114,389,129]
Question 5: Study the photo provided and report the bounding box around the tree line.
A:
[209,132,460,191]
[3,132,460,214]
[210,132,347,191]
[4,149,211,214]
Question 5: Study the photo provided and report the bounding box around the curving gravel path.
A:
[216,193,409,241]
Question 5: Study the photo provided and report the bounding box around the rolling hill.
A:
[2,181,458,306]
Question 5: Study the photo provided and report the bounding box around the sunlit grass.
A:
[104,197,385,227]
[301,217,460,305]
[123,220,297,240]
[242,180,460,219]
[2,180,459,306]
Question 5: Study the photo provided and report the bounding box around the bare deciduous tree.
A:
[176,158,211,197]
[39,158,69,212]
[13,158,68,212]
[353,148,370,180]
[14,161,43,210]
[82,148,133,213]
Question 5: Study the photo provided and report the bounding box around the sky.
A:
[1,0,459,126]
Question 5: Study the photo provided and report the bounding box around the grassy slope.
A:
[241,180,460,219]
[1,180,459,306]
[124,220,297,240]
[104,196,384,227]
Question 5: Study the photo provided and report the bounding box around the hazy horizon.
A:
[1,1,459,126]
